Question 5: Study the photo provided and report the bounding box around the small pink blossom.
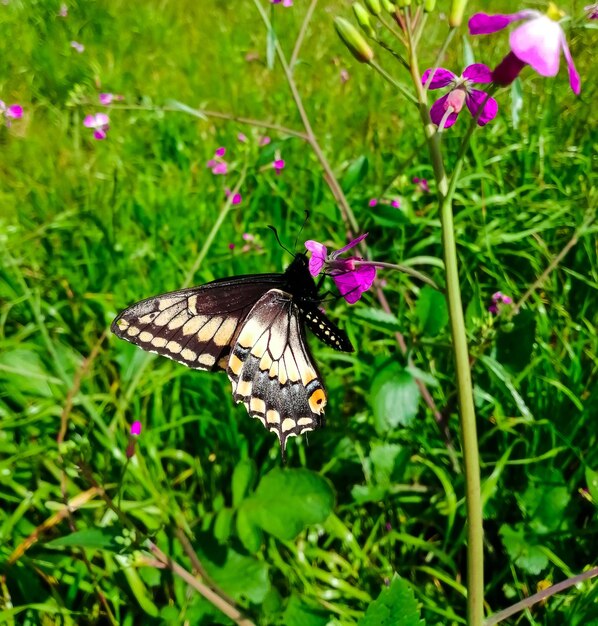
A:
[70,40,84,53]
[237,132,248,142]
[422,64,498,129]
[207,147,228,175]
[242,233,255,242]
[228,243,236,250]
[391,199,400,208]
[368,198,378,207]
[585,3,598,19]
[259,136,271,146]
[469,9,580,95]
[340,69,350,83]
[130,421,142,436]
[305,234,376,304]
[58,3,68,17]
[488,291,513,314]
[0,100,23,126]
[273,158,285,174]
[83,113,110,140]
[126,421,142,459]
[225,188,242,205]
[272,0,293,5]
[413,177,430,193]
[99,92,123,105]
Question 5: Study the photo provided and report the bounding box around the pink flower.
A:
[58,3,68,17]
[413,177,430,193]
[305,234,376,304]
[83,113,110,140]
[259,136,271,146]
[99,92,123,105]
[126,421,142,459]
[488,291,513,314]
[368,198,378,207]
[390,199,400,208]
[70,40,84,53]
[422,64,498,129]
[469,9,580,95]
[130,421,142,436]
[0,100,23,126]
[225,188,242,205]
[273,158,285,174]
[207,147,228,175]
[586,4,598,19]
[272,0,293,5]
[340,69,350,83]
[237,132,248,142]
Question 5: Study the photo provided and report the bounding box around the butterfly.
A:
[111,253,354,456]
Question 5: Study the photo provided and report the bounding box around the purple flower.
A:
[305,234,376,304]
[413,177,430,193]
[130,421,142,436]
[225,188,242,205]
[422,64,498,129]
[469,9,580,95]
[488,291,513,314]
[368,198,378,207]
[70,40,84,53]
[99,92,123,105]
[272,0,293,5]
[83,113,109,140]
[126,421,142,459]
[586,4,598,19]
[0,100,23,126]
[390,199,400,208]
[273,158,285,174]
[207,147,228,175]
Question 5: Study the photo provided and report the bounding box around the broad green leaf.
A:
[586,466,598,504]
[232,458,257,507]
[371,203,409,227]
[341,155,368,192]
[239,468,335,542]
[283,595,330,626]
[520,470,570,533]
[236,504,263,553]
[354,308,403,333]
[415,286,448,336]
[499,523,548,575]
[370,443,406,486]
[359,575,424,626]
[496,310,536,372]
[214,507,234,542]
[351,484,389,505]
[45,528,123,551]
[195,537,270,603]
[0,349,57,398]
[371,363,421,433]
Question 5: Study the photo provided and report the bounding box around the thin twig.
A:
[289,0,319,70]
[484,567,598,626]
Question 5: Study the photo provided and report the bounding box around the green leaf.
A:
[585,466,598,505]
[239,468,335,542]
[236,504,263,553]
[359,575,424,626]
[232,458,257,507]
[351,484,389,505]
[371,363,421,433]
[499,523,548,575]
[195,537,270,603]
[354,308,403,333]
[371,203,409,227]
[520,470,570,533]
[415,286,448,336]
[0,349,57,398]
[496,310,536,372]
[214,507,234,542]
[341,155,369,192]
[45,528,123,551]
[283,595,330,626]
[370,443,406,486]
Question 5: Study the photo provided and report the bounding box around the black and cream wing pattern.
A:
[111,253,354,454]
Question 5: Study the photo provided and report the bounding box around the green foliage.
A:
[0,0,596,625]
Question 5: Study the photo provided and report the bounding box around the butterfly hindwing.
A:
[227,289,326,453]
[111,276,285,371]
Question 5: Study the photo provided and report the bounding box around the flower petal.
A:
[83,114,96,128]
[6,105,23,119]
[422,67,456,89]
[304,240,328,276]
[334,233,369,256]
[465,89,498,126]
[95,113,109,126]
[468,11,536,35]
[430,94,459,128]
[332,265,376,304]
[559,31,581,94]
[462,63,493,84]
[509,15,561,77]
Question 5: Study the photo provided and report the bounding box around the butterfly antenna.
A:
[267,225,293,256]
[293,210,310,250]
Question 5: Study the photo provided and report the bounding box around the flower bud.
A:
[448,0,467,26]
[492,51,527,86]
[423,0,436,11]
[334,17,375,63]
[353,3,376,38]
[364,0,382,16]
[396,0,411,7]
[381,0,396,12]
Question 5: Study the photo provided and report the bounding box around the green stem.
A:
[405,16,484,626]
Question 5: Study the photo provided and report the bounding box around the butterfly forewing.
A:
[226,289,326,453]
[111,277,284,371]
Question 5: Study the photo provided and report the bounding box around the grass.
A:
[1,1,597,625]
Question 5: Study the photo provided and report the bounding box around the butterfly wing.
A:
[227,289,327,454]
[111,275,285,371]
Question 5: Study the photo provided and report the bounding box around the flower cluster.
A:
[305,234,376,304]
[84,113,110,140]
[488,291,513,315]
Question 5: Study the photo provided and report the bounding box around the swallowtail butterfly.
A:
[111,253,353,455]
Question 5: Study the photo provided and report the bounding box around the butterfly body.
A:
[111,253,353,454]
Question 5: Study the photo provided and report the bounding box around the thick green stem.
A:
[406,18,484,626]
